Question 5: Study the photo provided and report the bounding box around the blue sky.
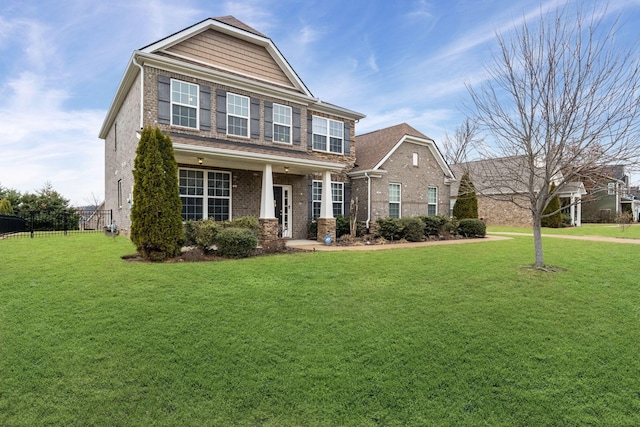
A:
[1,0,639,205]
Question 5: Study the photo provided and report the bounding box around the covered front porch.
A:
[172,137,345,243]
[559,182,587,226]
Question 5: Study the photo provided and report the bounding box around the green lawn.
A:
[1,233,639,426]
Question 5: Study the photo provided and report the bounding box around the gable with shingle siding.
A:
[163,29,296,89]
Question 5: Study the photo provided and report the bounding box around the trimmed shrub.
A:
[184,219,220,250]
[419,215,450,236]
[216,227,258,258]
[457,219,486,237]
[542,182,562,228]
[335,215,351,239]
[453,171,478,220]
[308,221,318,240]
[398,217,424,242]
[226,216,260,235]
[130,126,184,261]
[376,217,402,241]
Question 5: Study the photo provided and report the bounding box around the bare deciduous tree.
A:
[441,117,483,166]
[467,3,640,269]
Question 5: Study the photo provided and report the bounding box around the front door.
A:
[273,185,292,238]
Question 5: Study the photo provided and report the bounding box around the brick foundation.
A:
[316,217,336,244]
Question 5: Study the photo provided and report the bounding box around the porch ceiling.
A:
[171,135,346,175]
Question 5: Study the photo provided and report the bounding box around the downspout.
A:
[365,172,371,230]
[132,55,144,129]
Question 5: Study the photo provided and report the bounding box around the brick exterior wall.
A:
[351,141,452,229]
[476,195,532,226]
[104,75,141,237]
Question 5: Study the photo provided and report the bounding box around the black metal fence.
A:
[0,209,113,239]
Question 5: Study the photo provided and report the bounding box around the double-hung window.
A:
[312,181,344,219]
[312,116,344,154]
[179,169,231,221]
[428,187,438,216]
[389,183,401,218]
[273,104,292,143]
[227,93,249,137]
[171,80,198,128]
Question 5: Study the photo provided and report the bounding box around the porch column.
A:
[259,164,278,244]
[576,198,582,227]
[317,170,336,243]
[260,164,276,219]
[570,196,576,226]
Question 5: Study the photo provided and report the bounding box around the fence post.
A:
[30,211,35,238]
[63,211,68,236]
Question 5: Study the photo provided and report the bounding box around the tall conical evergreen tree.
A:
[130,126,184,260]
[452,171,478,220]
[541,182,562,228]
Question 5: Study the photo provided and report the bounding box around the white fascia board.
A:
[348,169,386,179]
[140,18,313,98]
[374,135,455,179]
[309,101,366,121]
[173,142,346,171]
[99,53,140,139]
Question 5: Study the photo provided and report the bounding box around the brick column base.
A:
[259,218,279,245]
[316,217,336,244]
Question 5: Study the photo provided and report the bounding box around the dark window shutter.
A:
[293,107,301,146]
[344,182,351,217]
[200,85,211,131]
[308,179,314,221]
[307,115,313,149]
[250,97,260,139]
[264,101,273,140]
[216,89,227,133]
[344,122,351,155]
[158,75,171,124]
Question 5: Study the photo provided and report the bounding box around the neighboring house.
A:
[99,16,365,242]
[580,165,640,222]
[451,156,586,226]
[349,123,455,232]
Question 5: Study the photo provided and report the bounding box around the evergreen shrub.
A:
[216,227,258,258]
[457,219,486,237]
[376,217,402,240]
[398,217,424,242]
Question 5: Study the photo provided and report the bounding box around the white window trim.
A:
[389,183,401,218]
[428,186,438,215]
[170,79,199,129]
[413,152,419,167]
[179,168,233,221]
[273,103,292,144]
[312,180,345,219]
[227,93,250,138]
[312,116,344,154]
[117,179,123,209]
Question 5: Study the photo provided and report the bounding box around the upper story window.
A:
[227,93,250,137]
[312,116,344,154]
[273,104,292,144]
[171,80,198,128]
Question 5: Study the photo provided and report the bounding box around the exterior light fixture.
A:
[198,157,204,165]
[284,166,289,173]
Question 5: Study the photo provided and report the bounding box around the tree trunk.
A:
[532,215,545,269]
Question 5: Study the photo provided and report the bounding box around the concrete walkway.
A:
[285,235,511,251]
[488,231,640,244]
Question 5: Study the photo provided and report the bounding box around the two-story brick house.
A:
[99,16,365,242]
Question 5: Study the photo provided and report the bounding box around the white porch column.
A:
[260,164,276,219]
[570,196,576,226]
[576,198,582,227]
[319,170,334,219]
